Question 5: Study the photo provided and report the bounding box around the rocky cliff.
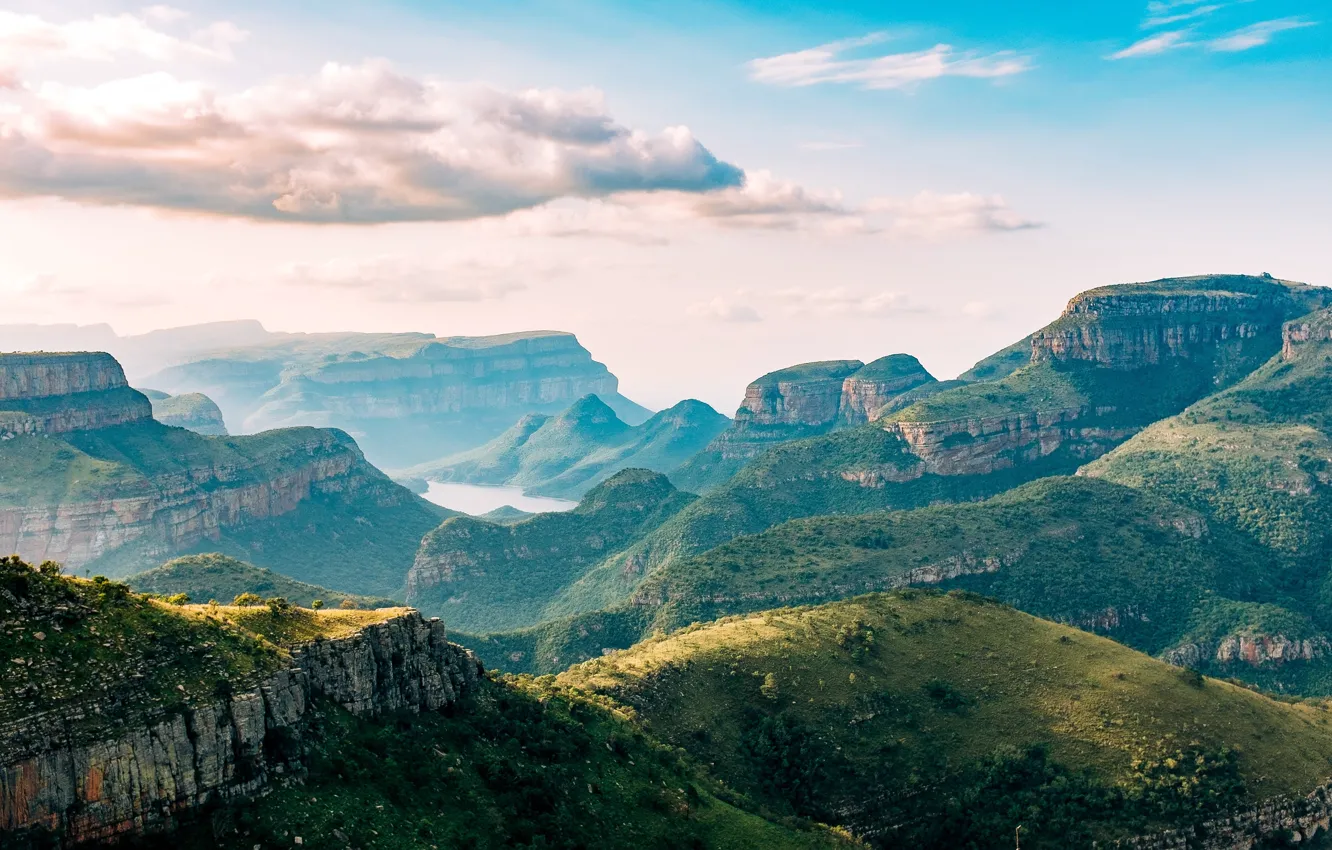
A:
[1115,784,1332,849]
[144,391,229,436]
[0,354,151,437]
[0,611,482,847]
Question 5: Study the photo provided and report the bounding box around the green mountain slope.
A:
[670,355,939,494]
[406,469,696,632]
[144,390,229,435]
[561,590,1332,848]
[0,419,446,597]
[409,395,728,500]
[0,558,847,850]
[126,553,399,608]
[551,275,1330,617]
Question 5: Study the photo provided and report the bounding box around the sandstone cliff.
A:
[0,611,482,847]
[0,353,151,437]
[0,353,441,592]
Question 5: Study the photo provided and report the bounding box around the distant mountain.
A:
[549,275,1332,615]
[560,590,1332,848]
[142,328,651,467]
[407,469,696,632]
[410,394,729,499]
[126,553,399,608]
[0,352,445,596]
[141,389,229,435]
[670,354,941,494]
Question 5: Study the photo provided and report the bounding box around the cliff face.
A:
[0,354,151,437]
[0,427,407,573]
[0,612,482,847]
[1163,634,1331,668]
[1117,785,1332,849]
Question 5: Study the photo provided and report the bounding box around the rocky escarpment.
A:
[143,391,229,436]
[1162,634,1331,668]
[1116,784,1332,849]
[1033,274,1332,369]
[0,426,411,574]
[0,612,482,847]
[0,354,151,437]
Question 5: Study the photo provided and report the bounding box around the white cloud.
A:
[773,287,913,317]
[961,300,995,319]
[1143,1,1222,28]
[0,58,744,222]
[0,9,245,65]
[866,191,1041,237]
[276,256,529,303]
[1108,29,1193,59]
[1207,18,1317,52]
[687,296,762,323]
[5,271,168,307]
[748,35,1031,90]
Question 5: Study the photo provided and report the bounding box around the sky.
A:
[0,1,1328,410]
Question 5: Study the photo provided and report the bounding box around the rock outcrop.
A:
[0,612,482,847]
[144,391,228,436]
[1115,783,1332,849]
[1163,633,1331,668]
[0,353,151,437]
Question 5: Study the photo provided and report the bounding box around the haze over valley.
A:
[2,2,1331,848]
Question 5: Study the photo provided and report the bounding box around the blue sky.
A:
[0,0,1327,408]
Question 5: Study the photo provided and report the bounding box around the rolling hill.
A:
[561,590,1332,848]
[125,553,400,608]
[408,394,729,500]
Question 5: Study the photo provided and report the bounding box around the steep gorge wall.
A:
[0,354,151,437]
[0,613,483,847]
[1115,784,1332,849]
[0,428,412,573]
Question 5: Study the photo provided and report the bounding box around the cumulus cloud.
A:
[276,255,530,303]
[0,9,245,65]
[687,296,762,323]
[0,56,744,222]
[748,34,1031,90]
[865,191,1041,237]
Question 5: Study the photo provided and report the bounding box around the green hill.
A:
[560,590,1332,848]
[409,395,728,500]
[0,557,847,850]
[0,418,447,597]
[670,355,939,495]
[547,275,1330,617]
[144,390,229,435]
[406,469,697,632]
[126,553,399,608]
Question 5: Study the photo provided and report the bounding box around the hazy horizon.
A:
[1,0,1327,410]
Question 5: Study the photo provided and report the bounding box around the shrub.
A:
[311,599,324,610]
[233,592,263,607]
[340,598,361,610]
[165,593,190,605]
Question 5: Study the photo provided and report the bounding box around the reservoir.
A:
[421,481,578,515]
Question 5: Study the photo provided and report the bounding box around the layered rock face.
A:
[1117,784,1332,849]
[0,354,151,437]
[0,427,405,572]
[0,612,482,846]
[1033,275,1331,369]
[1163,634,1331,668]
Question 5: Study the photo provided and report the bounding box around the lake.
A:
[421,481,578,515]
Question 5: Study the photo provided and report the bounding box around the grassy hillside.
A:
[408,395,728,500]
[0,557,848,850]
[561,591,1332,848]
[552,276,1326,619]
[407,469,696,632]
[126,553,399,608]
[0,420,446,597]
[147,391,229,435]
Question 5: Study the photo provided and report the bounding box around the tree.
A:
[232,592,263,607]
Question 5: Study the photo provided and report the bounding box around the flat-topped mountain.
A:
[410,394,729,499]
[561,591,1332,848]
[143,328,650,467]
[407,469,696,632]
[671,354,943,493]
[140,389,229,435]
[0,352,444,596]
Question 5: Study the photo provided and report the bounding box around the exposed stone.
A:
[0,354,152,437]
[1163,633,1330,668]
[1113,783,1332,849]
[0,612,482,847]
